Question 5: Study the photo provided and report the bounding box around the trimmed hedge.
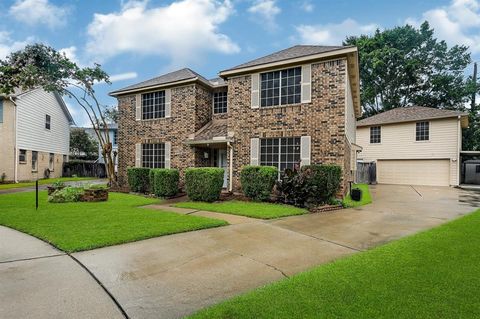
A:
[185,167,224,202]
[152,169,179,197]
[276,164,342,207]
[240,165,278,201]
[127,167,151,193]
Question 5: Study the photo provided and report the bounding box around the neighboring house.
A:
[83,124,119,171]
[110,45,362,194]
[0,88,74,182]
[356,106,469,187]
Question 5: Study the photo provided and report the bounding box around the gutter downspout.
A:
[10,96,18,183]
[227,141,233,192]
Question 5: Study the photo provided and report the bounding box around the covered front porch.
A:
[184,119,234,191]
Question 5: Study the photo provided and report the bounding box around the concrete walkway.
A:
[72,184,479,319]
[0,226,124,319]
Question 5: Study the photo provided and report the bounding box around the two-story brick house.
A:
[110,45,362,194]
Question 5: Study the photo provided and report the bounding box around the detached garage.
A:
[377,159,450,187]
[356,106,469,187]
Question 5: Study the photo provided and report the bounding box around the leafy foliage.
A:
[70,128,99,160]
[276,164,342,207]
[48,187,84,203]
[127,167,151,193]
[152,169,179,198]
[185,167,224,202]
[463,110,480,151]
[240,166,278,201]
[345,22,473,116]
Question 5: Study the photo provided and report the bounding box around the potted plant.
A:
[47,180,66,195]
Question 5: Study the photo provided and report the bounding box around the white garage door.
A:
[377,159,450,186]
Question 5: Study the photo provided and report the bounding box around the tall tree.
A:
[70,128,99,160]
[345,22,473,116]
[0,44,118,186]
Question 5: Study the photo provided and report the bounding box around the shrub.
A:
[149,169,156,193]
[153,169,179,197]
[276,164,342,207]
[240,165,278,201]
[48,187,84,203]
[127,167,151,193]
[185,167,224,202]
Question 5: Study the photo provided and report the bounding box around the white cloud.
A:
[59,46,80,64]
[0,32,34,59]
[9,0,69,29]
[109,72,138,82]
[406,0,480,53]
[300,1,314,13]
[295,19,377,45]
[86,0,239,66]
[248,0,281,30]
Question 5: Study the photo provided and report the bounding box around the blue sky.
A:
[1,0,479,126]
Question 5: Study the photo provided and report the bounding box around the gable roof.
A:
[221,45,348,73]
[109,68,211,96]
[357,106,468,128]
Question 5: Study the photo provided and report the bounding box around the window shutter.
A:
[165,89,171,118]
[135,143,142,167]
[251,73,260,109]
[301,64,312,103]
[135,94,142,120]
[300,136,311,166]
[250,138,259,165]
[164,142,171,168]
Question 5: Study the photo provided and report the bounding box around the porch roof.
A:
[185,118,231,145]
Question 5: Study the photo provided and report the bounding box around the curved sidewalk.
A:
[0,226,124,319]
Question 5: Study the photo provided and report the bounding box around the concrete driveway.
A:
[72,184,479,319]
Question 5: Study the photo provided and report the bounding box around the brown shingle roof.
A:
[109,68,211,95]
[357,106,468,127]
[192,119,228,141]
[221,45,351,73]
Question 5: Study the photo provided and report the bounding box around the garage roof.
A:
[357,106,469,128]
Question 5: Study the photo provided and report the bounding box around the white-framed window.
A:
[113,130,118,145]
[416,121,429,141]
[260,67,301,107]
[19,149,26,163]
[32,151,38,171]
[142,91,165,119]
[213,91,227,114]
[260,137,301,171]
[45,114,51,130]
[142,143,165,168]
[370,126,381,144]
[49,153,54,171]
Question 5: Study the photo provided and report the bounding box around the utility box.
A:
[464,160,480,185]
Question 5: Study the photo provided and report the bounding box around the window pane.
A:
[142,91,166,120]
[142,143,165,168]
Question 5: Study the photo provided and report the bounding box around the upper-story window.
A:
[45,114,51,130]
[213,91,228,114]
[416,121,429,141]
[113,130,118,145]
[260,67,301,107]
[370,126,381,144]
[142,91,165,120]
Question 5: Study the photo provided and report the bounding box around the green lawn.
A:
[343,183,372,207]
[0,191,227,252]
[0,177,97,190]
[174,200,307,219]
[190,209,480,319]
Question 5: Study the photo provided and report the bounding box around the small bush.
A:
[185,167,224,202]
[153,169,179,197]
[240,166,278,201]
[127,167,151,193]
[276,164,342,207]
[48,187,84,203]
[149,169,156,193]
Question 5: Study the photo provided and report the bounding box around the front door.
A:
[217,149,228,188]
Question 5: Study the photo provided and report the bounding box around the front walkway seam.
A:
[0,253,66,264]
[410,185,423,197]
[227,249,289,278]
[68,253,130,319]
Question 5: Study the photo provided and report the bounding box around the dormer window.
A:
[213,91,227,114]
[142,91,165,119]
[260,67,301,107]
